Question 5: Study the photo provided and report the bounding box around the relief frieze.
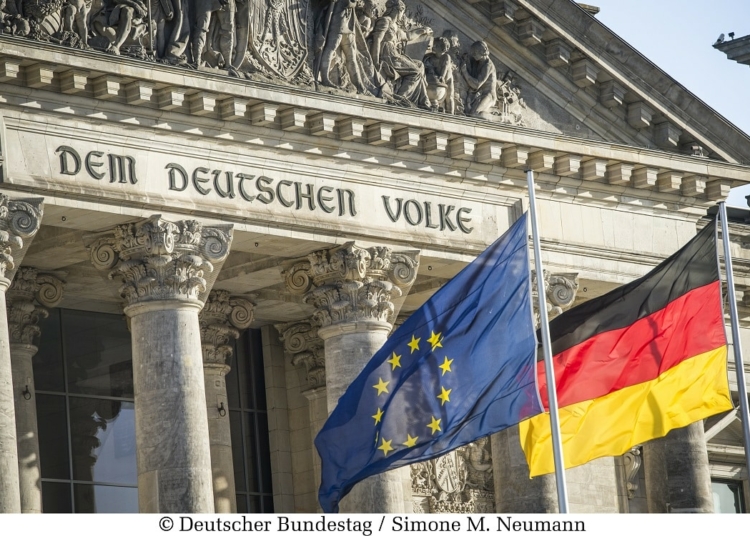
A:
[0,0,527,125]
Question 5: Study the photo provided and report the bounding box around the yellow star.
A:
[387,352,402,370]
[403,434,419,448]
[373,377,390,396]
[407,335,421,354]
[439,356,454,376]
[427,416,442,435]
[437,386,452,406]
[372,408,384,425]
[427,331,443,351]
[378,438,394,456]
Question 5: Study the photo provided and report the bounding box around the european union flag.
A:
[315,214,543,513]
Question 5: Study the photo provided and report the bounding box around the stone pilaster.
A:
[0,194,43,513]
[493,272,579,513]
[644,422,714,512]
[283,243,419,513]
[85,215,232,513]
[278,319,327,510]
[199,290,254,514]
[7,268,64,513]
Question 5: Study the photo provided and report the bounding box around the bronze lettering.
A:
[237,174,256,202]
[439,204,457,232]
[192,167,211,196]
[166,163,189,191]
[213,170,235,199]
[457,207,474,234]
[337,189,357,217]
[295,182,316,211]
[56,146,81,175]
[276,180,295,208]
[256,176,275,204]
[317,186,335,213]
[382,196,402,222]
[403,200,423,226]
[424,202,439,229]
[85,151,105,180]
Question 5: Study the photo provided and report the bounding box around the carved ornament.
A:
[84,215,233,307]
[411,437,494,514]
[199,289,255,371]
[6,267,64,347]
[0,194,43,282]
[531,270,580,323]
[277,319,325,390]
[282,242,418,328]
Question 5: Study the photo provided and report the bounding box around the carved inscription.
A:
[53,145,474,234]
[166,163,357,217]
[382,196,473,234]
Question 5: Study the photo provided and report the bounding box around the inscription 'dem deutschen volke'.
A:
[55,145,474,234]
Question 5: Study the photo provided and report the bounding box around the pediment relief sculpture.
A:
[0,0,527,124]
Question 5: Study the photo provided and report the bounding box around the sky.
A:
[587,0,750,206]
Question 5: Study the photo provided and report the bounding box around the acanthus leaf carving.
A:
[84,215,233,307]
[531,270,580,324]
[199,289,255,370]
[284,243,418,328]
[0,194,43,282]
[6,266,65,347]
[277,319,325,390]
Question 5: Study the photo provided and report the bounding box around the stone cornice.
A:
[83,215,233,308]
[0,37,747,204]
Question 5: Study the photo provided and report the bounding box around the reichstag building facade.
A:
[0,0,747,514]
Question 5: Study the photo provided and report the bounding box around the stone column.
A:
[7,268,64,513]
[643,422,714,512]
[278,320,327,507]
[199,290,254,513]
[0,194,43,513]
[493,272,578,513]
[283,243,419,513]
[85,216,233,513]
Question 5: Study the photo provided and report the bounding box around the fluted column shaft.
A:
[0,281,21,512]
[283,242,419,513]
[86,215,233,513]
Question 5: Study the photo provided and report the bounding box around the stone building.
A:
[0,0,747,514]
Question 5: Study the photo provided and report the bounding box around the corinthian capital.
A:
[281,243,419,328]
[199,290,255,371]
[84,215,233,308]
[531,270,580,321]
[6,267,65,347]
[277,320,325,390]
[0,194,43,283]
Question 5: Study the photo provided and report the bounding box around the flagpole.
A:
[718,201,750,479]
[526,169,570,513]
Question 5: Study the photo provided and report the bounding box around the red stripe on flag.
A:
[538,281,726,410]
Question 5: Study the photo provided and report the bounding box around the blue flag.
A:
[315,213,542,513]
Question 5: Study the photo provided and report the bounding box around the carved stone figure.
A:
[461,40,497,117]
[316,0,369,93]
[191,0,235,68]
[91,0,148,56]
[61,0,90,47]
[423,36,454,114]
[369,0,432,108]
[355,0,375,37]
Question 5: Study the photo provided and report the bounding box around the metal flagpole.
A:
[526,169,570,513]
[718,201,750,479]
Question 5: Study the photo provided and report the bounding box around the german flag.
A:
[520,218,733,477]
